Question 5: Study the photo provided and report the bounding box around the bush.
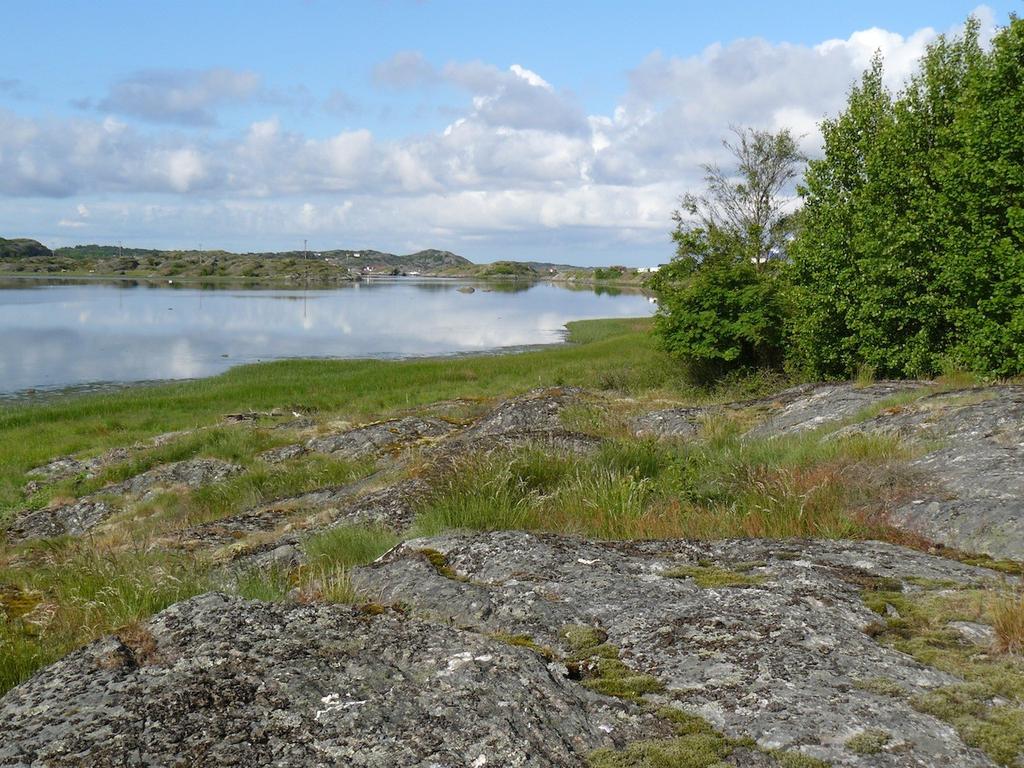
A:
[651,127,802,382]
[654,255,788,381]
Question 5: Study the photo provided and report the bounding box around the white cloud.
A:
[0,8,1000,264]
[94,68,264,125]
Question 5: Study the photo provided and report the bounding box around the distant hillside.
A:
[0,237,51,259]
[315,248,472,272]
[49,244,472,272]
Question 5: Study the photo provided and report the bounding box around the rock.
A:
[631,406,708,439]
[838,386,1024,559]
[353,531,1002,767]
[457,286,476,293]
[172,508,294,549]
[106,458,244,499]
[24,429,194,486]
[3,499,111,542]
[306,416,456,460]
[258,443,309,464]
[947,621,997,647]
[25,456,93,483]
[6,459,243,542]
[320,477,431,532]
[745,381,928,438]
[448,387,600,455]
[0,593,664,767]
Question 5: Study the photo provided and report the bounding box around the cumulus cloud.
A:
[95,68,264,125]
[372,51,438,88]
[324,88,358,116]
[0,9,1000,263]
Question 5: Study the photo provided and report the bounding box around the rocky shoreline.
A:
[2,382,1022,766]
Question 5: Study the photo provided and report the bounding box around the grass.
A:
[0,318,669,516]
[993,585,1024,654]
[663,563,764,588]
[408,423,915,542]
[845,729,891,755]
[0,545,214,693]
[132,454,373,530]
[303,524,399,569]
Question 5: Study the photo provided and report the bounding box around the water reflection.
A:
[0,278,654,395]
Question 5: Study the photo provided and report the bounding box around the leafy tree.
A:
[940,17,1024,375]
[651,127,802,379]
[790,16,1024,379]
[679,127,804,266]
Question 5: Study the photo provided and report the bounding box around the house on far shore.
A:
[636,266,661,273]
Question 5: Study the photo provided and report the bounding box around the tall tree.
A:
[651,127,803,380]
[678,127,804,267]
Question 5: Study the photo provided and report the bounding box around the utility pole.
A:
[304,239,308,260]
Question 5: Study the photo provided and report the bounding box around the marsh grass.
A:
[0,545,213,693]
[409,426,913,542]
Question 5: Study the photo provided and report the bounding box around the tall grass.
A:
[408,427,913,542]
[0,545,213,693]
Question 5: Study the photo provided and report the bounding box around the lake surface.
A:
[0,278,654,396]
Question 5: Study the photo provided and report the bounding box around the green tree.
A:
[651,127,802,380]
[789,18,1017,379]
[940,17,1024,375]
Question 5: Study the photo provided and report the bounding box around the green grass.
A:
[0,318,666,516]
[408,423,914,542]
[303,524,399,569]
[0,545,214,693]
[863,585,1024,765]
[663,564,765,588]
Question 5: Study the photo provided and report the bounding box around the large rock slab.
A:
[3,499,112,542]
[447,387,600,455]
[839,386,1024,559]
[106,458,243,499]
[0,593,664,767]
[354,531,1003,767]
[745,381,927,438]
[307,416,456,459]
[5,459,244,543]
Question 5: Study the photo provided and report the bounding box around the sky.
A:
[0,1,1019,266]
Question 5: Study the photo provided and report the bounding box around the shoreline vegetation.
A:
[0,240,651,289]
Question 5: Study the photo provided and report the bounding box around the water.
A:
[0,277,654,396]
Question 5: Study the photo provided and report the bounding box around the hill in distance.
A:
[0,237,51,259]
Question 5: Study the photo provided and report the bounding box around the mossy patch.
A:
[590,706,823,768]
[561,624,619,660]
[952,553,1024,577]
[845,729,891,755]
[416,547,469,582]
[663,564,764,588]
[853,676,908,698]
[863,587,1024,766]
[588,708,732,768]
[581,657,666,701]
[490,632,556,661]
[0,583,43,620]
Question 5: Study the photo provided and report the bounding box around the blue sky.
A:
[1,1,1018,264]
